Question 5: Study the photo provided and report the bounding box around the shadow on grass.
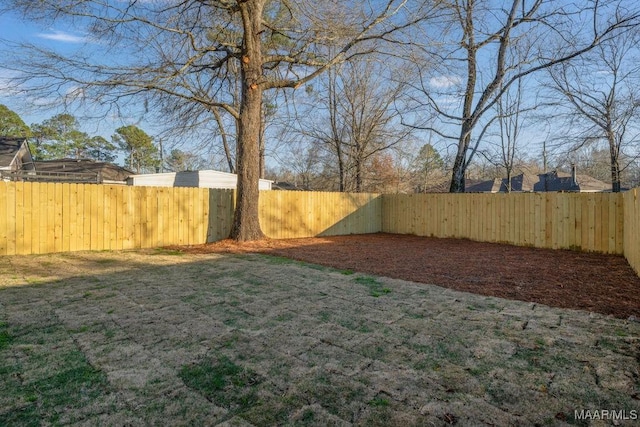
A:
[241,233,640,319]
[1,250,640,425]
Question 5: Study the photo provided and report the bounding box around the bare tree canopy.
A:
[0,0,433,239]
[547,30,640,192]
[404,0,640,192]
[291,56,415,192]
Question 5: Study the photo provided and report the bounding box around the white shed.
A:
[126,170,273,190]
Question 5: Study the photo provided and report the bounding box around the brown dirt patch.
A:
[178,233,640,319]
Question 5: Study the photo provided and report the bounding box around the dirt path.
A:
[184,233,640,319]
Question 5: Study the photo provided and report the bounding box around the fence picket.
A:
[0,182,637,276]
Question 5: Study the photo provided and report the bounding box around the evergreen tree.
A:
[0,104,31,138]
[165,149,206,172]
[112,125,159,173]
[31,114,116,161]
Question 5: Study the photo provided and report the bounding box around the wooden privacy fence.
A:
[0,182,379,255]
[624,189,640,275]
[0,181,639,276]
[0,182,233,255]
[382,192,625,254]
[259,191,381,239]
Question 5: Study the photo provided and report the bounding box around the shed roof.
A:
[127,169,273,190]
[0,137,28,169]
[34,159,133,182]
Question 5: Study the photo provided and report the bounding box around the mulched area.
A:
[178,233,640,319]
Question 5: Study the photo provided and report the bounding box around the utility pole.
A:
[158,138,164,173]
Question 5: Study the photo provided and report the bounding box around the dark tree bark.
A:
[1,0,433,240]
[231,0,266,241]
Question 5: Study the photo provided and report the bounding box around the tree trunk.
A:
[355,157,363,192]
[449,26,476,194]
[338,156,345,192]
[449,127,471,192]
[212,107,235,174]
[230,0,266,241]
[607,130,622,193]
[449,153,466,192]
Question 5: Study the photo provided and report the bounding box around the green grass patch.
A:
[94,258,120,264]
[245,277,266,287]
[0,322,12,350]
[261,255,296,265]
[180,355,262,413]
[275,312,295,322]
[369,397,390,407]
[411,341,466,365]
[337,317,372,333]
[318,311,331,322]
[353,276,392,297]
[0,350,108,426]
[152,248,185,256]
[300,262,327,271]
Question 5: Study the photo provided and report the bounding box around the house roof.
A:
[419,177,460,193]
[272,181,306,191]
[466,170,611,193]
[34,159,134,182]
[0,137,28,169]
[465,178,503,193]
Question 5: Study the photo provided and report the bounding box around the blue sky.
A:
[1,1,620,173]
[0,3,559,172]
[0,11,156,147]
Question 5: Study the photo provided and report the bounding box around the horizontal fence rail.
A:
[0,181,638,277]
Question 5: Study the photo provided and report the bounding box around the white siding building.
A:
[126,170,273,190]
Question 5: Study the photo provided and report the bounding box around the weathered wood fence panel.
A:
[624,189,640,275]
[381,192,625,254]
[259,191,382,239]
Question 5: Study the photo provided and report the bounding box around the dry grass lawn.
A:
[1,249,639,426]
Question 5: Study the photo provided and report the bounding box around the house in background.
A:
[127,170,273,190]
[2,138,271,189]
[272,181,306,191]
[465,166,612,193]
[0,137,36,179]
[1,137,133,184]
[33,159,133,184]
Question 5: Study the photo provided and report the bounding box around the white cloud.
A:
[429,75,462,89]
[37,30,86,43]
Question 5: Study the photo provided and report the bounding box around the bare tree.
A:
[547,32,640,192]
[1,0,429,240]
[405,0,640,192]
[483,75,538,192]
[295,57,415,192]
